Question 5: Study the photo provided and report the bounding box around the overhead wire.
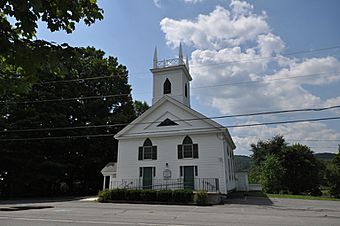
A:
[1,104,340,133]
[1,115,340,141]
[189,45,340,68]
[1,44,340,141]
[8,44,340,86]
[1,70,340,105]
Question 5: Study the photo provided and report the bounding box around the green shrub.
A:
[194,190,208,205]
[110,189,126,200]
[173,189,193,203]
[157,190,173,202]
[140,189,157,201]
[125,189,141,201]
[98,189,111,203]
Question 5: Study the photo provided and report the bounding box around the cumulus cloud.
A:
[160,5,269,49]
[160,0,340,154]
[232,122,340,155]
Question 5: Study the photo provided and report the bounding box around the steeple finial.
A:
[186,55,190,71]
[179,42,183,63]
[153,46,158,68]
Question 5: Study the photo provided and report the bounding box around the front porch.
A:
[110,178,219,192]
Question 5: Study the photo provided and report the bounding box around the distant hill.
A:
[314,153,335,161]
[235,155,251,172]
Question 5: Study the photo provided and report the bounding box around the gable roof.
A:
[114,96,236,149]
[101,162,117,174]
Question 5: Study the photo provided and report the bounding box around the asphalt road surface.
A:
[1,197,340,226]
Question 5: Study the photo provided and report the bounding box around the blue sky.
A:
[37,0,340,155]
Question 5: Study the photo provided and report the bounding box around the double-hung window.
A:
[178,136,198,159]
[138,138,157,160]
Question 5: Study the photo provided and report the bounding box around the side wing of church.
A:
[107,45,236,194]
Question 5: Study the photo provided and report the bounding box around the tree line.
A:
[249,135,340,197]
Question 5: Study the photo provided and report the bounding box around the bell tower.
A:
[150,43,192,107]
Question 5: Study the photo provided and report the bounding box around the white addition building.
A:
[104,45,236,194]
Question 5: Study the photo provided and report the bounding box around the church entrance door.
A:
[143,167,153,189]
[183,166,194,190]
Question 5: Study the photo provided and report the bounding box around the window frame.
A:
[163,78,171,94]
[178,136,198,159]
[138,138,157,161]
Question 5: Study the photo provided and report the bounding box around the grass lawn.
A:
[230,191,340,201]
[267,193,340,201]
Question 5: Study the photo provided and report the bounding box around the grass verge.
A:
[267,193,340,201]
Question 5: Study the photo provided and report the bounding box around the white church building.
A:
[103,45,236,194]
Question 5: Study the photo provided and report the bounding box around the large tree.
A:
[0,0,103,95]
[326,147,340,197]
[250,136,321,194]
[282,144,320,194]
[0,47,135,197]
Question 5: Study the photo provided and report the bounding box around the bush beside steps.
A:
[98,189,209,205]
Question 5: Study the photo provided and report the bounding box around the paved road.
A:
[0,197,340,226]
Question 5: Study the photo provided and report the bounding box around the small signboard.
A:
[163,169,171,179]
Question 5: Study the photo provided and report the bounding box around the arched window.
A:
[163,78,171,94]
[185,84,188,98]
[177,136,198,159]
[183,136,192,144]
[138,138,157,160]
[143,138,152,146]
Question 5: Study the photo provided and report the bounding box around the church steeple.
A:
[150,44,192,107]
[153,46,158,68]
[179,42,183,63]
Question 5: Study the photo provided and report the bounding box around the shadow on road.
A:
[224,191,273,206]
[0,196,88,205]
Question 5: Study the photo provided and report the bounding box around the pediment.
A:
[143,111,191,130]
[115,96,225,139]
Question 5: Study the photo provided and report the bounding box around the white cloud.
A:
[183,0,204,3]
[232,122,340,155]
[257,33,285,56]
[160,5,269,49]
[160,0,340,154]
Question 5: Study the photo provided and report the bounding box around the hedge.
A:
[98,189,194,204]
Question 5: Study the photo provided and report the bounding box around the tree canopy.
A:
[0,47,135,196]
[250,136,321,194]
[133,100,150,117]
[0,0,103,95]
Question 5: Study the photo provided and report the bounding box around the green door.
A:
[184,166,194,190]
[143,167,153,189]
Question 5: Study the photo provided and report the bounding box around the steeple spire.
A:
[153,46,158,68]
[178,42,183,63]
[186,55,190,71]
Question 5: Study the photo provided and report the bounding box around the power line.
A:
[227,116,340,128]
[0,94,130,105]
[2,70,339,105]
[192,71,340,89]
[11,44,340,86]
[123,116,340,136]
[1,115,340,141]
[189,45,340,69]
[233,136,340,142]
[40,74,128,84]
[0,133,116,142]
[1,104,340,133]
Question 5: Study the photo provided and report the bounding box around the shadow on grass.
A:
[224,191,273,206]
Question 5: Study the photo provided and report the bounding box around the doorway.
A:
[183,166,194,190]
[143,167,153,189]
